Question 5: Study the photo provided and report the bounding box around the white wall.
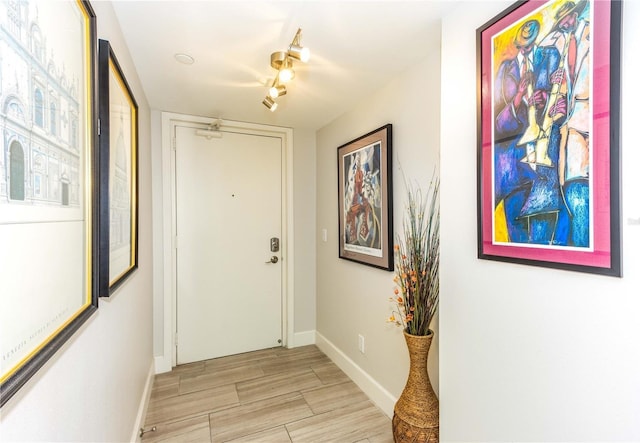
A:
[292,128,317,342]
[315,38,441,417]
[151,109,165,357]
[0,2,154,441]
[440,1,640,441]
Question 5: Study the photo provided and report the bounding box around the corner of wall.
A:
[315,332,396,418]
[130,360,156,443]
[292,330,316,347]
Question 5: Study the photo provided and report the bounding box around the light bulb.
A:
[278,67,294,83]
[269,85,287,99]
[299,47,310,63]
[289,45,310,63]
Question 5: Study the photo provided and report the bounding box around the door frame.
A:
[159,111,294,370]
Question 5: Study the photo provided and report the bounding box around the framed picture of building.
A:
[0,0,99,407]
[476,0,622,276]
[98,39,138,296]
[337,124,393,270]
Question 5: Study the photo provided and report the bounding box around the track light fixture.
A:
[288,44,310,63]
[287,28,310,63]
[262,96,278,112]
[278,58,295,83]
[269,83,287,99]
[261,28,310,111]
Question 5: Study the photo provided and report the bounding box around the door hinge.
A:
[97,118,101,136]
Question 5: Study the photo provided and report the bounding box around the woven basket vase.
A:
[392,330,439,443]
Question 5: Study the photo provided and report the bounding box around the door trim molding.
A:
[158,112,294,371]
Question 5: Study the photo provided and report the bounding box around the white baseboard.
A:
[315,331,396,418]
[130,360,156,443]
[291,330,316,347]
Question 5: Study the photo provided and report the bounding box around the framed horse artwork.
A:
[337,124,393,271]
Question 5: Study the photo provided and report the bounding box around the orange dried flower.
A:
[386,175,439,335]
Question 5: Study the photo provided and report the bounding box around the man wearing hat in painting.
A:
[539,0,591,247]
[493,18,562,244]
[495,19,542,139]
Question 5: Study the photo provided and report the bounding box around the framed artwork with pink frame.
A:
[476,0,622,276]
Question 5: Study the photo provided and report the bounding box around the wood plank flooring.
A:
[141,345,393,442]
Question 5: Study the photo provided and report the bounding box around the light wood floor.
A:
[141,345,393,442]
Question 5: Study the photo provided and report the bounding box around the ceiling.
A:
[111,1,453,131]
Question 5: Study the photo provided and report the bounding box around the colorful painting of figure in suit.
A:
[477,0,621,275]
[492,0,591,248]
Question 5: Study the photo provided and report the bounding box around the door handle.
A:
[265,256,279,264]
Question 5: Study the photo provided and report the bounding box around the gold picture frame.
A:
[98,39,139,296]
[0,0,99,407]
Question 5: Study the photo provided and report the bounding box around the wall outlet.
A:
[358,334,365,353]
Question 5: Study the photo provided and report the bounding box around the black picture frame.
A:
[476,0,622,276]
[98,39,139,296]
[337,124,393,271]
[0,0,99,407]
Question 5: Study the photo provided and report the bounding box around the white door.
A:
[175,125,282,364]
